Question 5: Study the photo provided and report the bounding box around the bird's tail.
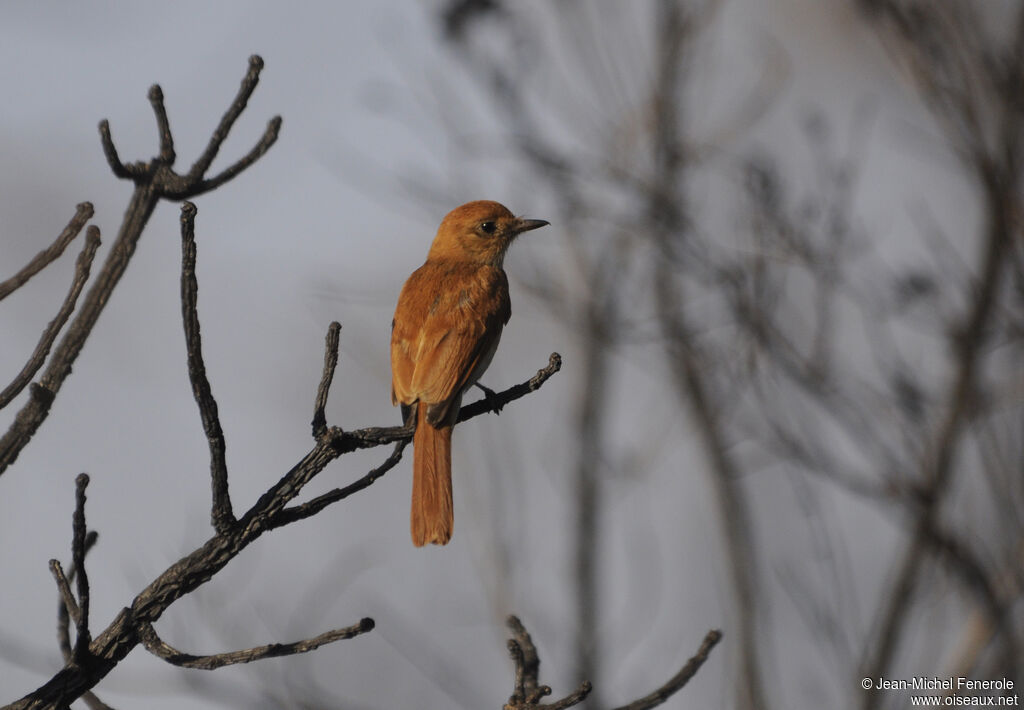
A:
[411,403,453,546]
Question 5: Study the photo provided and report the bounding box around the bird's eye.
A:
[479,221,497,235]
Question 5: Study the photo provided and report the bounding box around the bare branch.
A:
[148,85,175,164]
[97,120,135,180]
[187,116,282,197]
[0,55,279,479]
[48,560,79,628]
[311,321,341,439]
[179,203,233,533]
[503,615,592,710]
[457,352,561,422]
[270,439,409,529]
[53,532,111,710]
[610,629,723,710]
[187,55,267,179]
[0,226,101,409]
[136,617,374,671]
[72,473,92,658]
[0,202,93,301]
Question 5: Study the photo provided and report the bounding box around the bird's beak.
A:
[513,218,550,234]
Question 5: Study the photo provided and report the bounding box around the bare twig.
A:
[179,203,233,532]
[457,352,562,422]
[311,321,341,439]
[137,618,374,670]
[270,439,409,529]
[71,474,92,658]
[0,226,101,409]
[52,531,110,710]
[610,629,723,710]
[0,55,279,479]
[98,120,134,180]
[10,342,558,709]
[0,203,94,301]
[504,615,592,710]
[188,56,268,181]
[48,560,79,628]
[148,85,175,164]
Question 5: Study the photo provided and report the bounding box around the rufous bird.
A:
[391,200,549,546]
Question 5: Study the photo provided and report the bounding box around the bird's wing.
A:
[391,264,509,422]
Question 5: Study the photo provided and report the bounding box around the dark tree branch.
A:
[186,116,282,198]
[148,85,175,165]
[503,615,592,710]
[311,321,341,440]
[610,629,723,710]
[457,352,561,422]
[501,616,719,710]
[97,120,135,180]
[0,55,279,479]
[0,226,101,409]
[52,532,110,710]
[48,560,79,629]
[188,55,267,181]
[270,439,409,529]
[10,331,558,708]
[179,203,233,532]
[137,617,374,671]
[71,474,92,659]
[0,202,94,301]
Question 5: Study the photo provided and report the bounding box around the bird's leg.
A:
[401,403,417,434]
[474,382,503,415]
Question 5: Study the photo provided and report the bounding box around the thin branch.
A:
[97,119,137,180]
[72,473,92,658]
[148,85,175,164]
[311,321,341,439]
[53,532,112,710]
[0,202,93,301]
[179,203,233,532]
[188,55,270,180]
[188,116,282,197]
[0,226,101,409]
[49,560,79,628]
[507,615,542,704]
[0,55,279,480]
[610,629,723,710]
[457,352,562,422]
[10,345,558,708]
[136,617,374,670]
[270,439,409,529]
[503,615,592,710]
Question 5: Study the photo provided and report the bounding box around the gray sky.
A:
[0,2,980,708]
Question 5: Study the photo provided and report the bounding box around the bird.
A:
[391,200,549,546]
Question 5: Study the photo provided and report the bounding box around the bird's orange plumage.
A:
[391,200,548,546]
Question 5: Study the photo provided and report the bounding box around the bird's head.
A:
[428,200,549,266]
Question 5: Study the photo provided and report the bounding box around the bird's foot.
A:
[475,382,503,415]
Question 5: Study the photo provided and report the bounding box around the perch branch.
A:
[137,617,374,670]
[0,203,93,301]
[179,203,233,532]
[10,334,558,708]
[0,226,101,409]
[274,351,561,528]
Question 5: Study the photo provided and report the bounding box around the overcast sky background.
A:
[0,2,979,708]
